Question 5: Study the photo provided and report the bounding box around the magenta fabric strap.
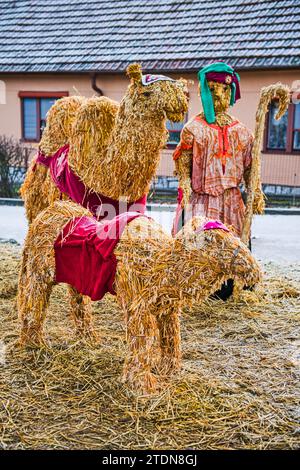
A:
[35,145,147,220]
[35,149,51,167]
[196,220,230,233]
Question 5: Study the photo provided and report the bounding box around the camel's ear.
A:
[126,63,142,84]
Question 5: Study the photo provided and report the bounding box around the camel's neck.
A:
[69,103,168,203]
[101,111,167,201]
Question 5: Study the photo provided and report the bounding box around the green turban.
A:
[198,62,241,124]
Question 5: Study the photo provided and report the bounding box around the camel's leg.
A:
[156,306,182,376]
[122,304,159,393]
[18,277,52,348]
[67,285,97,341]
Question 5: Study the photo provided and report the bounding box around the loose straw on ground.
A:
[0,242,299,449]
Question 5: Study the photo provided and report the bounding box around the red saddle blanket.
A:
[54,211,144,301]
[36,146,147,220]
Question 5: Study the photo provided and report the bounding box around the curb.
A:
[0,198,300,215]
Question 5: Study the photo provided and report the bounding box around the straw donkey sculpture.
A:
[18,201,261,392]
[21,63,188,222]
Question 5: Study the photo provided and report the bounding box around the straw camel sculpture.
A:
[18,201,261,392]
[21,63,188,222]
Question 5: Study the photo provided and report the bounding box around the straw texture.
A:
[21,64,188,223]
[17,202,261,393]
[1,243,299,449]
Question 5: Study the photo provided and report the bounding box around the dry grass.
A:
[0,244,299,450]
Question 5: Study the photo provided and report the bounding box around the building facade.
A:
[0,0,299,191]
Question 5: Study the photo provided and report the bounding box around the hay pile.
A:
[68,64,188,202]
[1,242,299,449]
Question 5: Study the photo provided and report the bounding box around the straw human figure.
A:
[173,62,260,239]
[20,63,188,223]
[18,201,261,392]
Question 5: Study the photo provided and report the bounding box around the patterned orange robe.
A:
[173,116,253,236]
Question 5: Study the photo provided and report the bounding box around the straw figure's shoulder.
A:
[231,117,254,139]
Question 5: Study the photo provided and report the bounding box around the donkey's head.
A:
[125,63,189,123]
[175,217,262,302]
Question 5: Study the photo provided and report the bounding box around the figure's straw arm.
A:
[241,83,290,245]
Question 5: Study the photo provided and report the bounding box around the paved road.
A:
[0,205,299,265]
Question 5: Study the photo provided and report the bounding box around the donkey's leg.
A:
[19,278,52,348]
[156,305,182,375]
[122,302,159,393]
[67,285,97,341]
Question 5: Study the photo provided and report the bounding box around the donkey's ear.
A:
[126,63,142,84]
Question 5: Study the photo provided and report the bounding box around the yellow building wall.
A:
[0,69,299,186]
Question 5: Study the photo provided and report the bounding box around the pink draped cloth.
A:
[54,212,144,301]
[35,146,147,220]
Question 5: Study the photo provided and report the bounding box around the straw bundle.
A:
[3,242,300,449]
[68,64,188,202]
[241,83,290,245]
[68,95,119,191]
[39,96,85,156]
[18,201,260,393]
[20,96,84,223]
[174,151,192,208]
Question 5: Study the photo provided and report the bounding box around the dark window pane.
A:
[40,97,56,137]
[293,130,300,150]
[23,98,37,140]
[166,119,184,146]
[294,103,300,129]
[40,97,56,120]
[168,131,181,145]
[267,101,288,150]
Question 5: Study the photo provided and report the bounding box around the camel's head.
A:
[39,96,84,156]
[126,63,189,123]
[176,217,262,296]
